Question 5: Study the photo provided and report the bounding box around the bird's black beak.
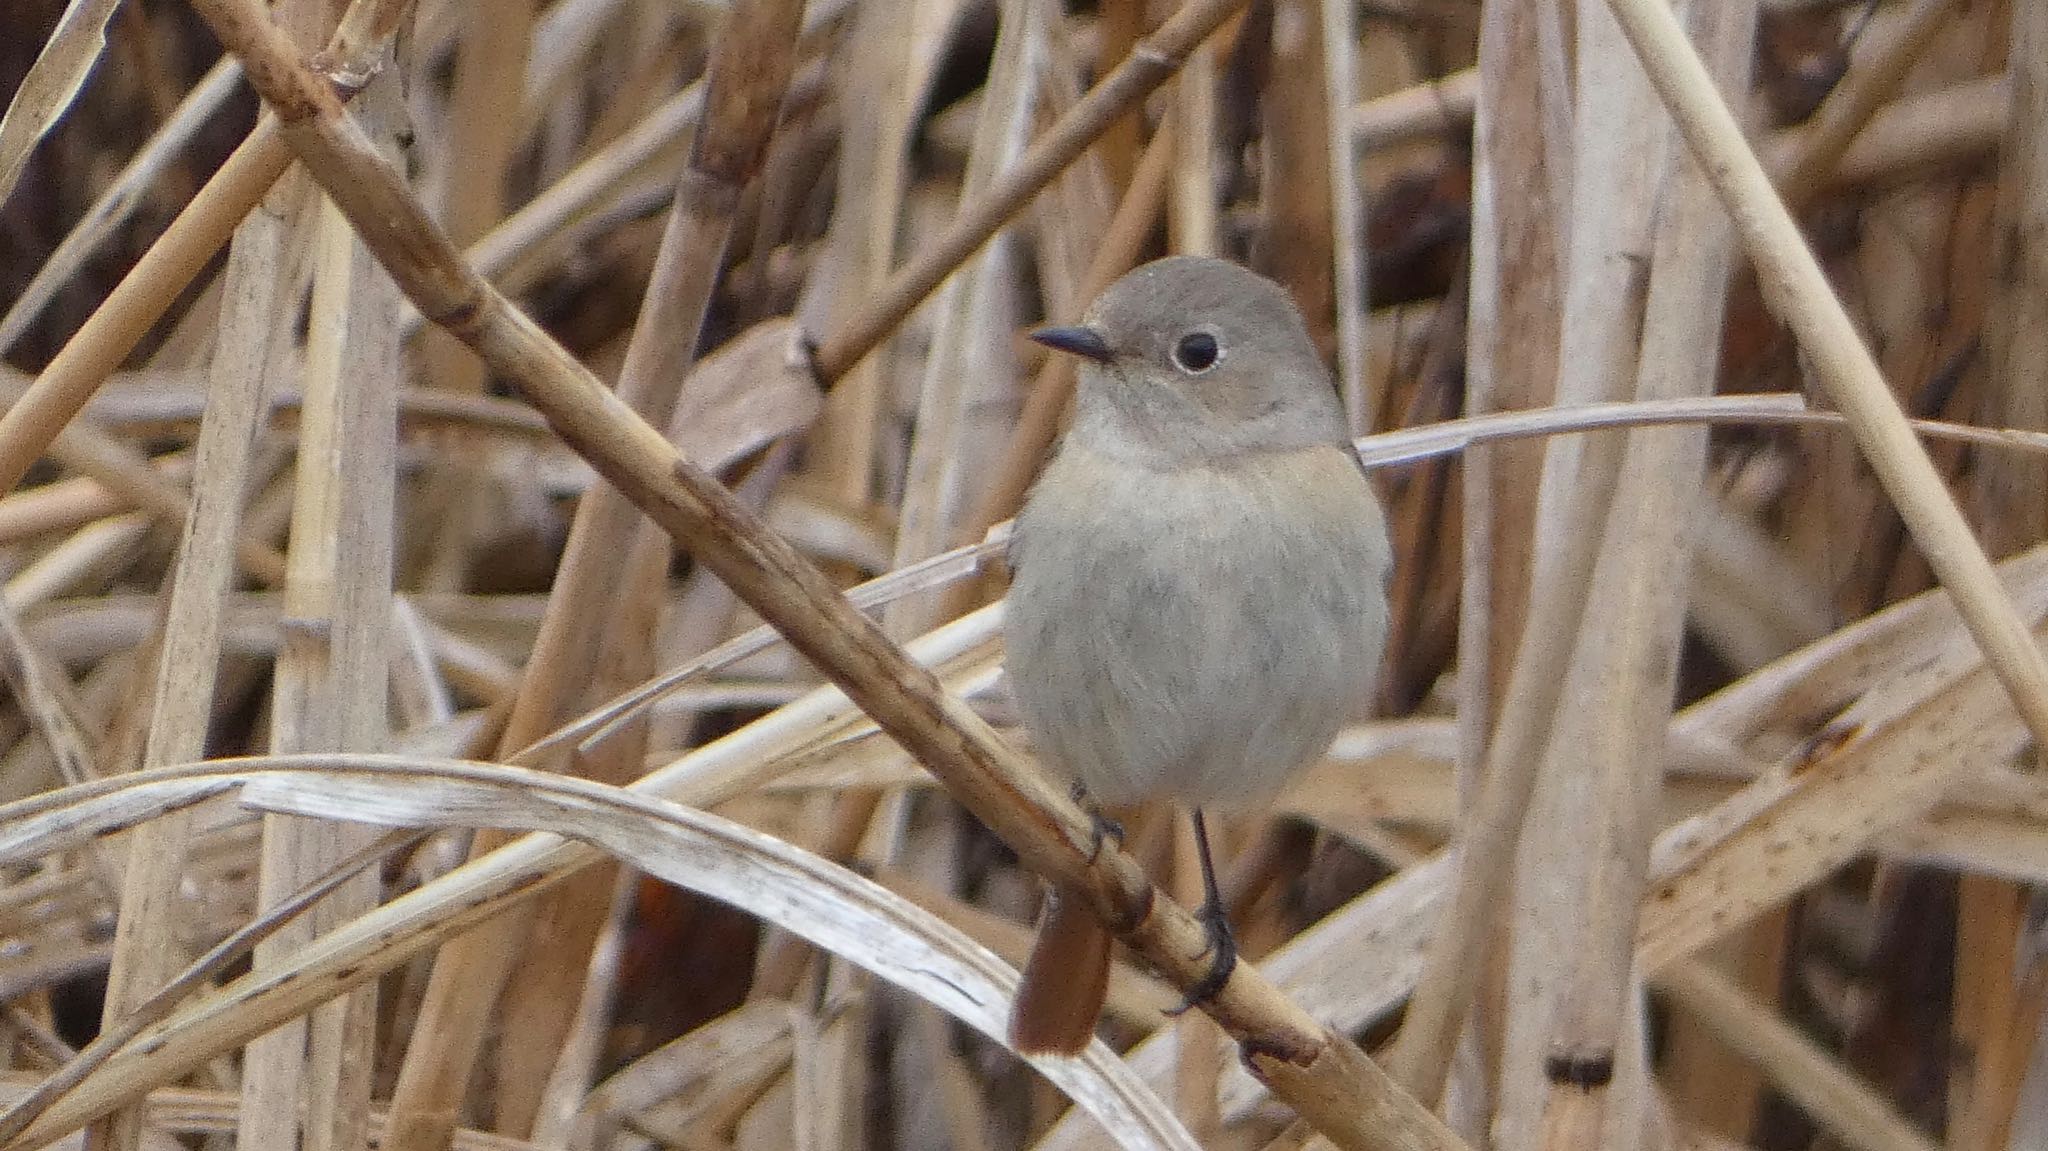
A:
[1029,324,1114,364]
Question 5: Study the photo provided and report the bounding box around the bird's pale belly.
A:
[1004,446,1388,806]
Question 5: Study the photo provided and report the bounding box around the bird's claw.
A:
[1167,900,1238,1015]
[1072,784,1124,858]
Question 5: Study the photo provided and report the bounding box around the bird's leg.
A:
[1071,781,1125,859]
[1169,807,1237,1013]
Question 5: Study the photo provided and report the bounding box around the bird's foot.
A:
[1167,899,1238,1015]
[1072,783,1124,859]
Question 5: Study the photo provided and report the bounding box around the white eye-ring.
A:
[1171,330,1223,374]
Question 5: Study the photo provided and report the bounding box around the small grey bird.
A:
[1003,255,1391,1055]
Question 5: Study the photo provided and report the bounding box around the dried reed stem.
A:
[241,69,403,1151]
[119,4,1466,1144]
[0,0,413,500]
[1655,962,1940,1151]
[1321,0,1368,433]
[806,0,1251,382]
[92,168,316,1151]
[1773,0,1964,209]
[1423,0,1565,1118]
[1604,0,2048,768]
[382,0,808,1142]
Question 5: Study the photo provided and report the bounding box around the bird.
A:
[1002,255,1392,1055]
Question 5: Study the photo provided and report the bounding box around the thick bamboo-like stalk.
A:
[1523,7,1758,1149]
[1426,1,1674,1136]
[1408,0,1565,1116]
[225,13,340,1144]
[241,69,403,1151]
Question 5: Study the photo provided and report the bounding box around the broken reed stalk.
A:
[1391,117,1650,1128]
[1494,6,1680,1143]
[1534,5,1757,1146]
[1601,0,2048,770]
[805,0,1253,383]
[1454,33,1562,1130]
[173,3,1459,1149]
[0,0,414,502]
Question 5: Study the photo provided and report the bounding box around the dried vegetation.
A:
[0,0,2044,1148]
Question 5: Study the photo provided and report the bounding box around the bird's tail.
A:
[1008,887,1113,1056]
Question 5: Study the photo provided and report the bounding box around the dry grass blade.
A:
[0,758,1198,1151]
[0,56,243,355]
[0,0,123,208]
[0,829,423,1148]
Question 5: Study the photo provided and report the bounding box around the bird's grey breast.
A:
[1004,444,1388,806]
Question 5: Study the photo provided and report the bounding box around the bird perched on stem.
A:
[1004,255,1391,1055]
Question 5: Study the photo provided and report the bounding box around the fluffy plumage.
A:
[1002,256,1391,1055]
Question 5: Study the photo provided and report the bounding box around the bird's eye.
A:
[1171,331,1222,374]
